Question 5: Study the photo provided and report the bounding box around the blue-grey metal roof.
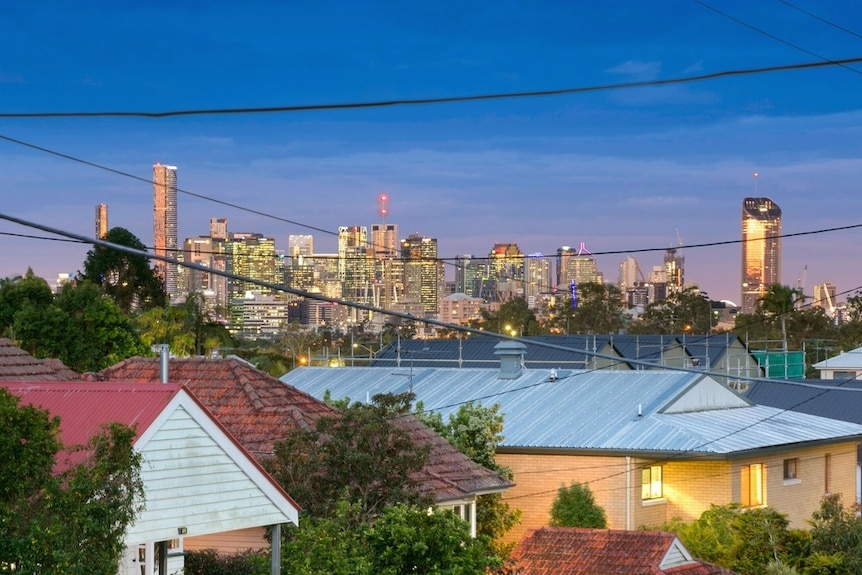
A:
[281,366,862,456]
[745,378,862,425]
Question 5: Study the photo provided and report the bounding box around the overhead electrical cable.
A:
[693,0,862,75]
[1,57,862,119]
[778,0,862,42]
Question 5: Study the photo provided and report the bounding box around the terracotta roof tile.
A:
[91,357,512,502]
[0,338,79,381]
[510,528,737,575]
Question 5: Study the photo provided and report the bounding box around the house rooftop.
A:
[90,356,512,502]
[282,366,862,457]
[510,527,737,574]
[0,338,79,381]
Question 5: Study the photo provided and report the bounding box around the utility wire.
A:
[693,0,862,75]
[5,209,862,393]
[2,57,862,119]
[777,0,862,42]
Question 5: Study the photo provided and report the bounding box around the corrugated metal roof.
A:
[282,366,862,456]
[813,347,862,369]
[0,381,179,447]
[745,379,862,425]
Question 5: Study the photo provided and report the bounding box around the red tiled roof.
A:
[92,357,335,456]
[0,338,80,381]
[510,528,737,575]
[0,381,181,471]
[91,357,512,502]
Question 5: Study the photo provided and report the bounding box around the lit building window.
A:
[741,463,764,507]
[642,465,662,500]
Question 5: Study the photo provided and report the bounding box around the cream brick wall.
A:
[496,442,858,543]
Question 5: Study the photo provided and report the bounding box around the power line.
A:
[2,56,862,119]
[777,0,862,43]
[693,0,862,75]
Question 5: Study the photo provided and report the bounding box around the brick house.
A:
[283,342,862,544]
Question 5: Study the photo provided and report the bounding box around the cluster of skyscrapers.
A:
[84,164,834,338]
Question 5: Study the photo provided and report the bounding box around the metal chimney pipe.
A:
[159,344,170,383]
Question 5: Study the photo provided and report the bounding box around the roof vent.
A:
[549,369,558,381]
[494,341,527,379]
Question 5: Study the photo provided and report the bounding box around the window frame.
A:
[741,463,764,507]
[641,464,663,501]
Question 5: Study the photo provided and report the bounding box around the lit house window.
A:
[783,458,798,481]
[642,465,663,500]
[741,463,764,507]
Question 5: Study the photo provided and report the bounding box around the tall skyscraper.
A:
[523,253,552,305]
[557,243,601,288]
[95,203,108,239]
[153,163,179,298]
[337,225,367,281]
[401,232,443,314]
[224,232,279,300]
[741,197,782,314]
[210,217,228,241]
[371,223,398,257]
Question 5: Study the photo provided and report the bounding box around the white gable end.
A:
[659,538,696,569]
[127,396,298,544]
[660,376,750,413]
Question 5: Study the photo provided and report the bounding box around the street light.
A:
[352,342,377,364]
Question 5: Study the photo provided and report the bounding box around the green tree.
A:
[0,269,53,336]
[80,227,166,313]
[805,493,862,574]
[469,297,540,336]
[546,282,625,335]
[266,392,431,524]
[549,481,607,528]
[137,293,232,357]
[631,287,713,334]
[663,503,801,575]
[367,503,500,575]
[0,389,143,574]
[416,401,521,543]
[14,280,149,372]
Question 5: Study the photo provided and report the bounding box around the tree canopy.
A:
[548,481,607,528]
[14,280,149,372]
[266,392,431,524]
[79,226,165,313]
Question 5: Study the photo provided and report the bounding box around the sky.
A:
[2,1,862,305]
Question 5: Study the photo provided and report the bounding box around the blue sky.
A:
[2,1,862,304]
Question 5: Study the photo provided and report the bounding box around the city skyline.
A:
[2,2,862,304]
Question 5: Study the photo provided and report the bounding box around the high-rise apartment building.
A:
[454,254,482,298]
[557,243,601,288]
[153,163,179,298]
[95,203,108,239]
[523,253,552,305]
[741,197,782,314]
[337,225,367,281]
[210,217,228,241]
[401,232,443,314]
[288,234,314,258]
[664,247,684,295]
[371,223,398,257]
[224,232,279,300]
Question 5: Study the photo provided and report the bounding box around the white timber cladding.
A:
[659,539,695,569]
[126,398,298,544]
[660,377,750,414]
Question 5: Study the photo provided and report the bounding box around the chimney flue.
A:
[159,344,170,383]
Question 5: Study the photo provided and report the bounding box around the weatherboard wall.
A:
[128,403,297,543]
